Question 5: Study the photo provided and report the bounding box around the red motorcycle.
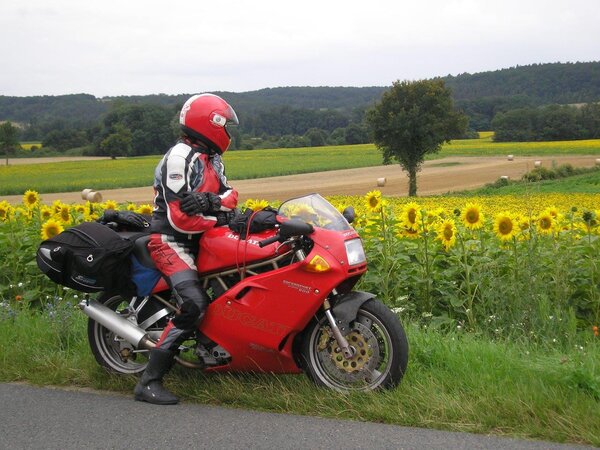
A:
[80,194,408,391]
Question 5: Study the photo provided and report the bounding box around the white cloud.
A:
[0,0,598,96]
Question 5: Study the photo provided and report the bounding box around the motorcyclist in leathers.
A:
[134,94,239,404]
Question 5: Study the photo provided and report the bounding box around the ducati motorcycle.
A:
[80,194,409,391]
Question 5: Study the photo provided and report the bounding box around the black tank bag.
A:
[36,221,134,293]
[229,207,279,239]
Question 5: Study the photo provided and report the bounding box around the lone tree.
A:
[367,79,467,196]
[0,121,20,166]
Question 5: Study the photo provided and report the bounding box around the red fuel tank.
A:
[196,227,282,274]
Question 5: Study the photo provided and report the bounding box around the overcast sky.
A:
[1,0,598,97]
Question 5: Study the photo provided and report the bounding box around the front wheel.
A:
[300,298,408,391]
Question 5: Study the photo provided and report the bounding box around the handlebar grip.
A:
[258,235,280,248]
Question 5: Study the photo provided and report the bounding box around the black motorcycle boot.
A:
[134,348,179,405]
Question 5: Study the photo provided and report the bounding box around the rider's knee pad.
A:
[172,280,208,330]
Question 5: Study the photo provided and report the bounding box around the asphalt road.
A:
[0,383,595,450]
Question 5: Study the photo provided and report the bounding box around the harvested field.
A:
[2,155,598,204]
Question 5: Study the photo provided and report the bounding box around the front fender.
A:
[331,291,375,336]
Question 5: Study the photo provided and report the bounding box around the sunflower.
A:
[40,206,53,221]
[400,202,421,231]
[461,202,484,230]
[0,201,13,222]
[23,190,40,208]
[243,199,257,210]
[364,190,382,213]
[428,207,446,223]
[581,210,597,231]
[493,212,517,241]
[15,206,32,221]
[40,219,64,240]
[58,205,72,224]
[126,203,137,211]
[279,204,298,218]
[397,224,421,240]
[103,200,119,211]
[436,219,457,250]
[52,200,64,214]
[252,199,270,211]
[545,206,559,218]
[536,212,555,235]
[137,204,154,215]
[74,204,88,216]
[514,213,531,232]
[293,204,317,222]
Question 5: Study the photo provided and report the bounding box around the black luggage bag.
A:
[36,221,134,293]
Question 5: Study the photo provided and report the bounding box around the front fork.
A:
[323,296,355,359]
[294,244,356,359]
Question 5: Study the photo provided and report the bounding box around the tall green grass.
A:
[455,167,600,196]
[0,307,598,446]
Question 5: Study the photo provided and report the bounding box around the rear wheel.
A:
[300,298,408,391]
[87,293,172,374]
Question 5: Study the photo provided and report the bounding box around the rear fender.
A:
[331,291,375,336]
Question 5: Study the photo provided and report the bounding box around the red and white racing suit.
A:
[149,138,237,350]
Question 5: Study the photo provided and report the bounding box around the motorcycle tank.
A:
[197,227,281,273]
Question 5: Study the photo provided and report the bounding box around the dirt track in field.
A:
[2,155,599,205]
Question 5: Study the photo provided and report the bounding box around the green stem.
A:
[459,235,475,330]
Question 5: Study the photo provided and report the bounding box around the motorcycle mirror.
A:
[280,219,314,239]
[342,206,355,224]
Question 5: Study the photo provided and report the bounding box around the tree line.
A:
[1,61,600,155]
[446,61,600,130]
[492,103,600,142]
[1,101,373,157]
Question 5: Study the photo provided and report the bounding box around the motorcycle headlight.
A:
[345,238,366,266]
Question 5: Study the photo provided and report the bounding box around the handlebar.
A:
[257,219,314,248]
[258,235,281,248]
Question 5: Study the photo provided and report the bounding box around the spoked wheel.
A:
[300,298,408,391]
[87,293,173,374]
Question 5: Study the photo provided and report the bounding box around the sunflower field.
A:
[1,189,599,346]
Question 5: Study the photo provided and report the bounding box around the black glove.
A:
[206,193,222,211]
[99,209,149,228]
[117,211,150,228]
[99,209,119,224]
[180,192,210,215]
[215,211,233,227]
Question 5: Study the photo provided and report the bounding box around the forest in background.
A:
[1,61,599,155]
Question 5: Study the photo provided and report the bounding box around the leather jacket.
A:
[151,139,238,238]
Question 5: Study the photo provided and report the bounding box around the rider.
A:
[134,93,239,405]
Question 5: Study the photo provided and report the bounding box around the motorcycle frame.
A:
[150,227,367,374]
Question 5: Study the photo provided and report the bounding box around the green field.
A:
[2,137,600,195]
[445,134,600,156]
[19,142,43,150]
[451,166,600,196]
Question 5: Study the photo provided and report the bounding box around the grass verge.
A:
[451,166,600,196]
[1,308,598,446]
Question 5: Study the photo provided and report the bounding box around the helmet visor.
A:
[224,104,239,126]
[221,104,238,140]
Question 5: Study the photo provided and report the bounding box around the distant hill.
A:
[443,61,600,104]
[1,61,599,131]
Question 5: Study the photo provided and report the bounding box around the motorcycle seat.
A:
[131,235,156,269]
[117,232,157,269]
